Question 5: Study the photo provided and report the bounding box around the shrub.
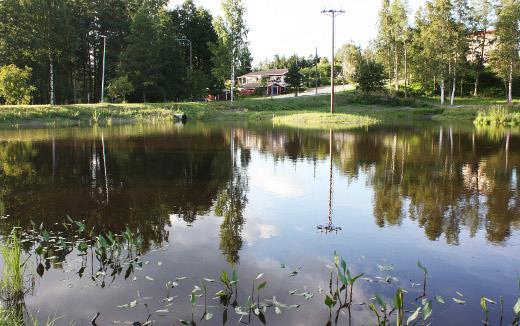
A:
[354,60,387,93]
[0,65,35,105]
[106,75,134,103]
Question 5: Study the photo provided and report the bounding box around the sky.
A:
[169,0,427,66]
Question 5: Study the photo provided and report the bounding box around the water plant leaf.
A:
[145,276,154,281]
[338,271,349,286]
[205,313,213,321]
[480,297,488,313]
[377,264,394,272]
[452,298,466,304]
[325,294,334,308]
[289,268,301,277]
[406,307,421,325]
[275,306,282,315]
[77,242,88,253]
[36,263,45,277]
[375,294,386,308]
[423,300,432,321]
[435,295,445,304]
[203,278,215,283]
[257,310,266,325]
[220,271,229,284]
[258,281,267,290]
[483,297,496,304]
[514,297,520,315]
[417,260,428,275]
[231,270,238,284]
[456,291,464,297]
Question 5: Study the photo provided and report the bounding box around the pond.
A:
[0,121,518,325]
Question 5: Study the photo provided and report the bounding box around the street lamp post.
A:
[100,35,107,103]
[175,38,193,71]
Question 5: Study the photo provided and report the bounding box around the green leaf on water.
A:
[480,297,488,313]
[258,281,267,290]
[406,307,421,325]
[435,295,445,304]
[452,298,466,304]
[423,300,432,321]
[514,297,520,315]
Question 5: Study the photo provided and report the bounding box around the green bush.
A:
[0,65,35,105]
[106,75,134,103]
[354,60,387,93]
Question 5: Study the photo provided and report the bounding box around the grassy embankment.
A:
[0,91,518,128]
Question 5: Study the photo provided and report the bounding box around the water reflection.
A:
[0,122,519,324]
[0,123,518,250]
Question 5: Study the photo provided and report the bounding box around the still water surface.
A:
[0,121,518,325]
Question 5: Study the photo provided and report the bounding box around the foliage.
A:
[0,231,24,302]
[106,75,134,102]
[489,0,520,104]
[336,43,363,84]
[285,63,303,96]
[0,65,35,105]
[474,105,520,126]
[209,0,250,96]
[355,60,387,93]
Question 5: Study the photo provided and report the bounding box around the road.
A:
[271,84,353,99]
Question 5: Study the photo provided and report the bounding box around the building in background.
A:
[237,69,289,96]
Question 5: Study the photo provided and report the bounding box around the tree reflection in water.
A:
[0,123,517,258]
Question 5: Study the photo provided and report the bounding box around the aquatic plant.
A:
[474,106,520,126]
[0,231,26,304]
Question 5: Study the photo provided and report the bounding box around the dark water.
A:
[0,121,518,325]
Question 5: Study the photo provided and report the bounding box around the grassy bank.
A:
[0,91,517,127]
[474,106,520,126]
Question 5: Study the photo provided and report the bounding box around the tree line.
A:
[259,0,519,104]
[0,0,251,105]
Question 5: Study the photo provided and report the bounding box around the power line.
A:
[321,9,345,114]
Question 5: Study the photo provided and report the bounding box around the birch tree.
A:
[469,0,495,97]
[489,0,520,104]
[412,0,458,105]
[221,0,249,103]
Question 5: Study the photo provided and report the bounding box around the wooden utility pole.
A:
[321,9,344,114]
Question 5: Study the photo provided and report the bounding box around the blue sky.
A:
[169,0,427,66]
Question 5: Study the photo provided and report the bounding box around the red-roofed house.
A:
[237,69,289,96]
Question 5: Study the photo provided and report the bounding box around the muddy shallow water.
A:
[0,121,518,325]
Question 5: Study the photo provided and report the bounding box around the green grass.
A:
[474,106,520,126]
[0,91,516,127]
[272,112,378,130]
[0,231,24,303]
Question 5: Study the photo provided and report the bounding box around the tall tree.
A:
[489,0,520,104]
[210,0,250,102]
[336,43,363,84]
[469,0,495,97]
[120,0,166,102]
[411,0,460,105]
[285,62,303,96]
